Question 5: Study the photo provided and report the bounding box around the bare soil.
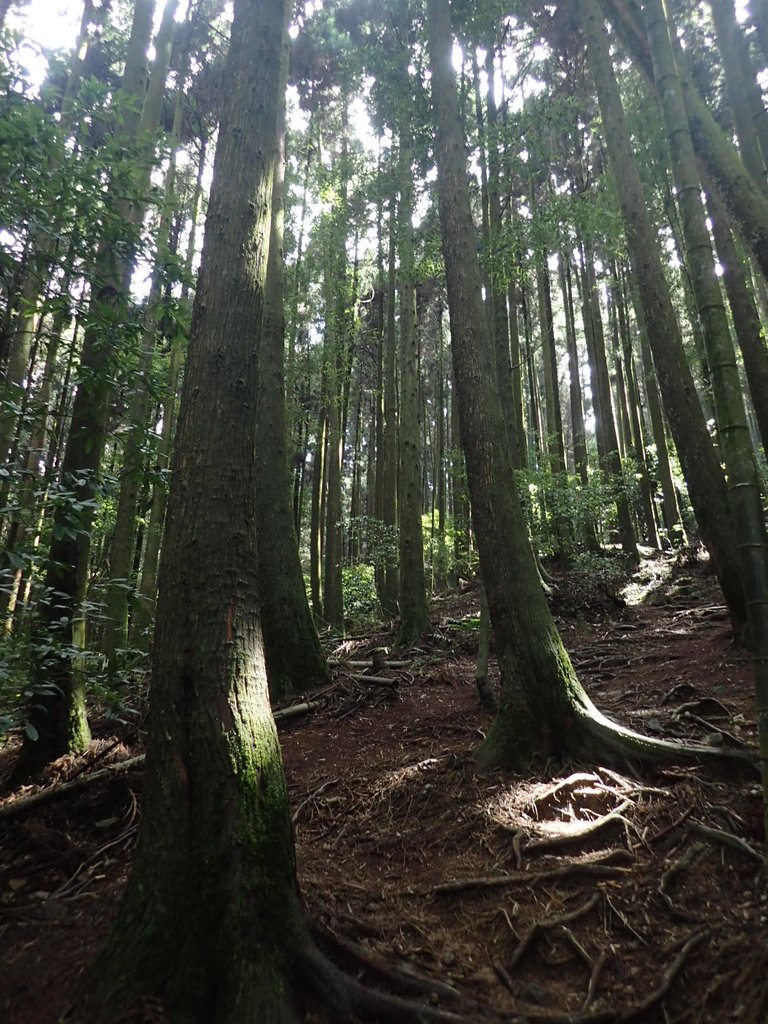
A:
[1,552,767,1023]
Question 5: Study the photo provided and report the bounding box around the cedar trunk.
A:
[92,1,309,1018]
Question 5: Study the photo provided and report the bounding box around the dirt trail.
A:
[1,554,766,1023]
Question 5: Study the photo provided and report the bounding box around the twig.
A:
[584,949,608,1009]
[507,894,599,971]
[604,894,647,944]
[419,859,630,897]
[292,778,339,824]
[493,961,515,993]
[658,842,707,911]
[648,803,695,844]
[561,926,592,969]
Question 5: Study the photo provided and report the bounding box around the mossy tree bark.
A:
[92,0,311,1018]
[425,0,728,773]
[581,0,745,625]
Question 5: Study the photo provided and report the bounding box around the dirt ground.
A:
[1,551,767,1023]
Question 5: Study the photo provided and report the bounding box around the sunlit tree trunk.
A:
[257,14,329,697]
[426,0,697,772]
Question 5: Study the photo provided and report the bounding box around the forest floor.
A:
[1,550,767,1023]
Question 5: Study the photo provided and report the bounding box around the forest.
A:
[1,0,768,1020]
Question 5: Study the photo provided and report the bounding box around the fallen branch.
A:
[274,699,324,720]
[347,673,399,687]
[0,755,146,819]
[1,698,320,820]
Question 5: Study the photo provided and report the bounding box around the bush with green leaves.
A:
[341,563,380,627]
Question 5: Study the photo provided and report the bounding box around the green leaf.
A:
[24,723,39,741]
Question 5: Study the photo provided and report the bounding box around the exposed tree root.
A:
[311,921,461,1001]
[506,893,600,970]
[574,699,758,771]
[689,819,764,861]
[298,941,476,1023]
[417,848,632,896]
[492,930,707,1023]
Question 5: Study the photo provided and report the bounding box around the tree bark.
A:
[396,126,430,646]
[92,1,310,1018]
[257,12,329,697]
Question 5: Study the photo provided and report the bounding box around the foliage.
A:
[342,563,380,627]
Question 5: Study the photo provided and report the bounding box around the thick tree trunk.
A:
[92,1,310,1018]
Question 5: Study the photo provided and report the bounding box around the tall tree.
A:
[425,0,727,771]
[19,0,158,770]
[580,0,746,630]
[257,8,329,697]
[644,0,768,833]
[92,0,310,1015]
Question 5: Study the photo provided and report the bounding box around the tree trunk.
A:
[396,126,430,646]
[705,183,768,455]
[92,1,310,1018]
[602,0,768,284]
[582,0,744,623]
[426,0,700,772]
[20,0,158,770]
[577,240,639,560]
[256,13,329,698]
[644,0,768,838]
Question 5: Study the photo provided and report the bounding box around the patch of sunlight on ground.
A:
[483,769,636,840]
[621,550,677,606]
